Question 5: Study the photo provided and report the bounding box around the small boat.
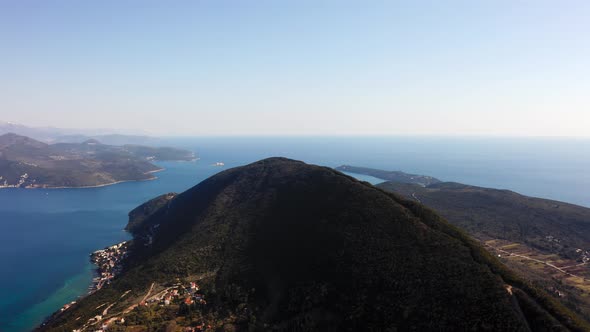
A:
[213,162,225,167]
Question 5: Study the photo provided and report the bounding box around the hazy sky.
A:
[1,1,589,136]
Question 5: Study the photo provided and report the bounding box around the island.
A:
[0,133,196,188]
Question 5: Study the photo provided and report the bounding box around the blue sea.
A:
[1,136,589,331]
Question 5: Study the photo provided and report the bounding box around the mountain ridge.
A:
[0,121,157,144]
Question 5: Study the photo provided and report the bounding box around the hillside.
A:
[376,181,590,253]
[377,181,590,321]
[126,193,177,233]
[0,133,196,188]
[335,165,441,186]
[39,158,588,331]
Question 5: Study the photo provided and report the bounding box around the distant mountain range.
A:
[0,133,196,188]
[39,158,588,331]
[0,121,160,145]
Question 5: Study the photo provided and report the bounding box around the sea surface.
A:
[1,136,589,331]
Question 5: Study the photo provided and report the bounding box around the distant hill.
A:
[0,132,48,150]
[335,165,441,186]
[39,158,587,331]
[0,133,196,188]
[53,134,163,146]
[0,121,66,142]
[0,121,160,145]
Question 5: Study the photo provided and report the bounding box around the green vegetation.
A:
[377,181,590,259]
[0,133,195,188]
[39,158,588,331]
[392,194,590,331]
[378,180,590,324]
[126,193,177,233]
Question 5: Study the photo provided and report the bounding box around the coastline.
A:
[13,262,96,332]
[38,241,131,330]
[88,241,130,292]
[0,156,198,190]
[144,167,165,174]
[0,168,166,190]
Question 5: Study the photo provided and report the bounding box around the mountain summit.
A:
[41,158,587,331]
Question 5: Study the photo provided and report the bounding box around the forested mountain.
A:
[39,158,587,331]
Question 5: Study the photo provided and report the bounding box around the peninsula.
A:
[0,133,196,188]
[335,164,441,186]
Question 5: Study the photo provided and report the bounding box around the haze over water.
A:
[1,136,589,331]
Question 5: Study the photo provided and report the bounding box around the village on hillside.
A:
[53,240,215,332]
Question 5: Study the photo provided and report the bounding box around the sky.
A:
[0,1,589,136]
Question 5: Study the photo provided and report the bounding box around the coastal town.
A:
[0,172,32,188]
[90,242,130,292]
[50,239,215,331]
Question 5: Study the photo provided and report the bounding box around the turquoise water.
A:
[1,136,589,331]
[0,160,222,331]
